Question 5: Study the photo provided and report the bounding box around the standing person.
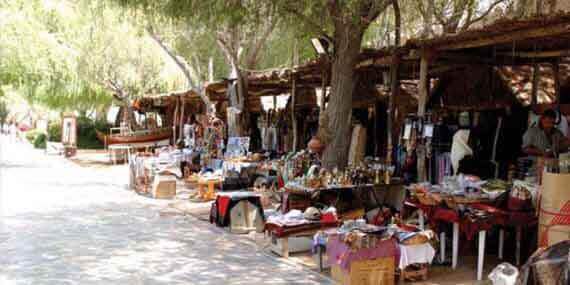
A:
[9,121,17,142]
[523,109,570,157]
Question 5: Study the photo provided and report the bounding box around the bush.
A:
[46,117,111,149]
[48,122,62,142]
[25,129,41,144]
[77,116,110,149]
[33,133,47,149]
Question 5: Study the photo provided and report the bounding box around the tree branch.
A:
[146,26,196,90]
[363,0,391,27]
[462,0,506,31]
[281,2,332,40]
[245,16,277,69]
[147,26,213,113]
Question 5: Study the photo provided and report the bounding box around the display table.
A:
[405,196,535,281]
[282,184,375,214]
[327,234,399,285]
[197,176,223,201]
[108,144,133,164]
[210,192,264,233]
[265,221,338,258]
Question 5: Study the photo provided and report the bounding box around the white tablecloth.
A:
[399,243,436,269]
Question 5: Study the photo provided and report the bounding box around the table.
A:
[108,144,133,164]
[197,177,223,201]
[211,192,264,232]
[405,200,492,281]
[265,221,338,258]
[283,184,375,214]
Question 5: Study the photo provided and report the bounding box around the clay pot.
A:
[308,136,325,153]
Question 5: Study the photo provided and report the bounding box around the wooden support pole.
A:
[273,95,277,110]
[179,100,186,140]
[387,54,401,165]
[172,98,179,144]
[554,59,561,104]
[291,76,297,152]
[418,53,429,117]
[531,63,540,106]
[320,71,327,111]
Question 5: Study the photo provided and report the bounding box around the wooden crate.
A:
[151,174,176,199]
[331,257,394,285]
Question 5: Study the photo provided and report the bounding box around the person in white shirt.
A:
[451,112,473,175]
[9,122,17,142]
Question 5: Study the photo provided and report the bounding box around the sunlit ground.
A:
[0,136,331,284]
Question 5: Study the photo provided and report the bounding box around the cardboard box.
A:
[331,257,394,285]
[151,175,177,199]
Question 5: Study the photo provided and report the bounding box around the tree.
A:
[409,0,509,36]
[112,1,283,136]
[0,0,184,125]
[270,1,392,169]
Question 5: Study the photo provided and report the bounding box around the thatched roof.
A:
[204,12,570,113]
[407,12,570,54]
[497,64,570,105]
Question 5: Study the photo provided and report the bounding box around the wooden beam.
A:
[497,49,570,58]
[429,22,570,51]
[418,53,429,117]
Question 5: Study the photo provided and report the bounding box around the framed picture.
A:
[61,115,77,147]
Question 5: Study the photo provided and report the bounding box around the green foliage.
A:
[24,129,47,149]
[0,100,8,125]
[33,133,47,149]
[25,129,42,144]
[76,116,111,149]
[48,121,62,142]
[0,0,185,114]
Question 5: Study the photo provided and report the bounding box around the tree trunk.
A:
[421,0,435,38]
[321,23,364,170]
[387,0,401,166]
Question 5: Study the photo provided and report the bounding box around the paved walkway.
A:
[0,137,331,285]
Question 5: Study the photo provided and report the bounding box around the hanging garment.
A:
[451,129,473,175]
[268,126,278,151]
[348,124,367,166]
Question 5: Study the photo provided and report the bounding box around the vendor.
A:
[522,109,569,157]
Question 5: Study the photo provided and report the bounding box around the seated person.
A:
[523,109,570,157]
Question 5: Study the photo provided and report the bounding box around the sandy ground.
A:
[6,140,520,284]
[0,137,332,284]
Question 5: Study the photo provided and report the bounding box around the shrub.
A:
[48,122,62,142]
[77,116,110,149]
[25,129,41,144]
[33,133,47,149]
[46,117,111,149]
